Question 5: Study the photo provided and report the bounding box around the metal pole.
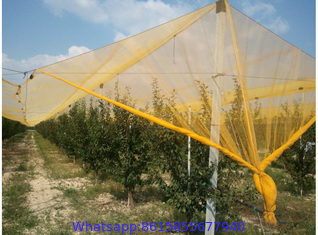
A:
[205,1,225,234]
[99,84,103,113]
[188,106,191,177]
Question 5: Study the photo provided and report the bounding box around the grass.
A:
[16,162,28,171]
[265,165,316,233]
[2,174,38,234]
[2,131,31,171]
[265,166,299,195]
[33,131,87,179]
[273,191,316,234]
[2,132,38,234]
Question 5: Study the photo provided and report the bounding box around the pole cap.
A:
[216,0,226,13]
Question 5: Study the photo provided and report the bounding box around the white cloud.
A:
[241,0,289,34]
[241,0,276,17]
[43,0,194,41]
[43,0,290,40]
[110,0,192,35]
[264,16,289,35]
[67,45,91,57]
[2,53,12,64]
[43,0,108,23]
[114,31,130,42]
[3,46,90,83]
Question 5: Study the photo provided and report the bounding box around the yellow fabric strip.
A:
[253,172,278,225]
[36,68,259,174]
[222,78,316,107]
[225,1,259,168]
[260,116,316,171]
[2,78,20,87]
[173,101,315,122]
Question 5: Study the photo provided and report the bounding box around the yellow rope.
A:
[261,116,316,171]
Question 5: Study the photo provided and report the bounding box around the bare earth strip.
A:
[27,132,64,217]
[1,131,88,234]
[25,131,92,234]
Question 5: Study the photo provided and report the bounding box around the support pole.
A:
[99,84,103,113]
[205,1,225,234]
[188,106,191,177]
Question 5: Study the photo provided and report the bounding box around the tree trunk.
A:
[73,155,76,164]
[185,213,192,235]
[95,170,99,185]
[128,189,134,209]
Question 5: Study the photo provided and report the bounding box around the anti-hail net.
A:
[2,1,315,224]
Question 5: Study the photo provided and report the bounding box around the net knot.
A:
[253,172,278,225]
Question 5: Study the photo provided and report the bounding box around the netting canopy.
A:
[2,0,315,224]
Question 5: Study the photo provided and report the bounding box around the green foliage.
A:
[281,123,316,195]
[156,129,215,223]
[109,84,154,207]
[150,78,214,222]
[224,78,247,157]
[150,78,255,223]
[56,113,75,157]
[216,154,257,218]
[36,86,155,208]
[82,99,116,178]
[3,173,38,234]
[68,101,89,163]
[220,77,259,216]
[2,116,27,140]
[36,118,58,143]
[278,100,316,196]
[16,162,28,172]
[63,188,78,197]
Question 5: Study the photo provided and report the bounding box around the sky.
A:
[2,0,316,84]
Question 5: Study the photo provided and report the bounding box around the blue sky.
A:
[2,0,316,84]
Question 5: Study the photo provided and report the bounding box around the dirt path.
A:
[2,131,32,183]
[27,142,66,219]
[2,131,90,234]
[27,131,93,234]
